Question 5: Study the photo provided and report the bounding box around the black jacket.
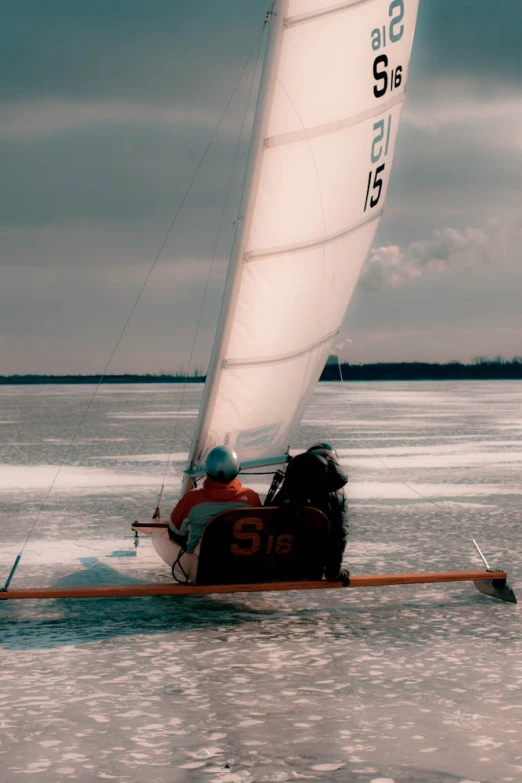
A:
[272,451,349,580]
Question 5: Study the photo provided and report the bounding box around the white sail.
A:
[186,0,420,479]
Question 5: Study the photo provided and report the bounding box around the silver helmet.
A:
[205,446,240,483]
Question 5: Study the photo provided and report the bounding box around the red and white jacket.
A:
[169,478,261,552]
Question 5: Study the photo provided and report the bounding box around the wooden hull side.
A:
[151,528,181,567]
[0,569,515,600]
[150,528,198,581]
[473,576,517,604]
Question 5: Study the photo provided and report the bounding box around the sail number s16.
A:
[373,56,402,98]
[371,0,404,50]
[371,0,405,99]
[230,518,293,557]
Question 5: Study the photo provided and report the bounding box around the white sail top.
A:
[186,0,420,478]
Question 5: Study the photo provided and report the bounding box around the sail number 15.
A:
[363,165,385,212]
[364,115,391,212]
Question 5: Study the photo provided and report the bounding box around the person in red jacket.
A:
[169,446,261,553]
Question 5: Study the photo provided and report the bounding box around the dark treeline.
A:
[0,374,206,385]
[2,359,522,385]
[320,358,522,381]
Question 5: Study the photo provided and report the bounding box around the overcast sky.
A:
[1,0,521,373]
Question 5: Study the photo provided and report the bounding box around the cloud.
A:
[0,117,251,226]
[360,219,522,292]
[334,337,353,352]
[0,254,228,374]
[382,115,522,236]
[0,1,261,104]
[404,81,522,152]
[412,0,522,84]
[2,1,520,372]
[0,100,241,141]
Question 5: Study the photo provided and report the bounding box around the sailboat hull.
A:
[473,574,517,603]
[151,529,199,582]
[132,523,199,582]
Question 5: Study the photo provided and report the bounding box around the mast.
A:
[183,0,290,492]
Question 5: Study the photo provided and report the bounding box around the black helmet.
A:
[205,445,240,483]
[283,451,328,494]
[307,442,338,460]
[307,442,347,491]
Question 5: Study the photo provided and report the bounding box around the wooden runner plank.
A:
[0,570,507,600]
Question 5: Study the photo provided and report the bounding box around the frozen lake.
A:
[1,381,521,783]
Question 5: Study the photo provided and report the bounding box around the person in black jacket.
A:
[272,445,349,582]
[307,443,349,581]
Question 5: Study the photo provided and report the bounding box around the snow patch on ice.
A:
[340,450,522,470]
[311,762,345,771]
[98,451,188,463]
[349,482,522,499]
[0,464,171,492]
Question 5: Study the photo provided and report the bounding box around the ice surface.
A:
[98,451,189,462]
[1,381,521,783]
[0,465,170,492]
[106,410,198,419]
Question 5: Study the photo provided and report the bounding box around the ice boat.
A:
[142,0,425,577]
[1,0,516,603]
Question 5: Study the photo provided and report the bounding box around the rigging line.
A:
[156,24,267,509]
[2,24,270,586]
[336,359,467,525]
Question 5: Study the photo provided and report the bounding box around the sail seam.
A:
[246,210,382,262]
[265,93,404,149]
[286,0,378,28]
[223,329,338,369]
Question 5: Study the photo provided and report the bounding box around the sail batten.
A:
[265,92,405,148]
[286,0,379,28]
[185,0,420,480]
[224,329,338,369]
[247,210,383,261]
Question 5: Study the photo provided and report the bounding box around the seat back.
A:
[196,505,329,585]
